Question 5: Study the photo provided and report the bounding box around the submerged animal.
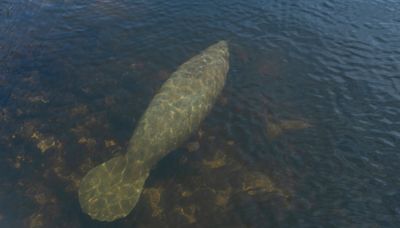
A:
[78,41,230,221]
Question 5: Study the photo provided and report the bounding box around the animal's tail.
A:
[78,154,148,221]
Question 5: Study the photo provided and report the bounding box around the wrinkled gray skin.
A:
[78,41,230,221]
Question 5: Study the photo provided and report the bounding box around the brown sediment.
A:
[19,121,39,138]
[49,153,81,192]
[181,191,193,198]
[53,167,81,192]
[104,96,116,106]
[70,125,87,136]
[30,131,62,154]
[27,95,49,104]
[70,104,88,116]
[70,115,105,139]
[242,172,275,194]
[17,181,62,227]
[215,187,232,207]
[0,51,130,228]
[21,72,39,85]
[266,119,312,139]
[174,184,193,198]
[202,150,226,169]
[33,193,48,206]
[25,182,57,206]
[198,141,291,205]
[241,171,290,200]
[36,137,59,154]
[78,137,97,148]
[135,140,293,226]
[143,187,164,218]
[186,141,200,152]
[13,154,31,169]
[174,205,197,224]
[104,139,117,148]
[266,121,284,138]
[280,119,312,130]
[28,213,44,228]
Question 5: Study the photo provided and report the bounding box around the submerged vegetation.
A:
[2,0,398,227]
[0,43,306,226]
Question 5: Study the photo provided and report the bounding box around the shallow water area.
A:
[1,0,400,227]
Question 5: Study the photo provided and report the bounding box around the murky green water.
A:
[1,0,399,227]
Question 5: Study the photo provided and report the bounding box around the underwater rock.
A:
[78,41,230,221]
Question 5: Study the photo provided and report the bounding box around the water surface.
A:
[1,0,399,227]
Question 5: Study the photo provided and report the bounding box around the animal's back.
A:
[78,41,229,222]
[127,41,230,166]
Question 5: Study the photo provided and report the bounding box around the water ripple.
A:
[1,0,400,227]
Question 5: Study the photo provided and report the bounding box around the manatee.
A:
[78,41,230,221]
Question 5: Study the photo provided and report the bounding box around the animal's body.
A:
[78,41,230,221]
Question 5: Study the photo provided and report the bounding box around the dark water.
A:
[1,0,399,227]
